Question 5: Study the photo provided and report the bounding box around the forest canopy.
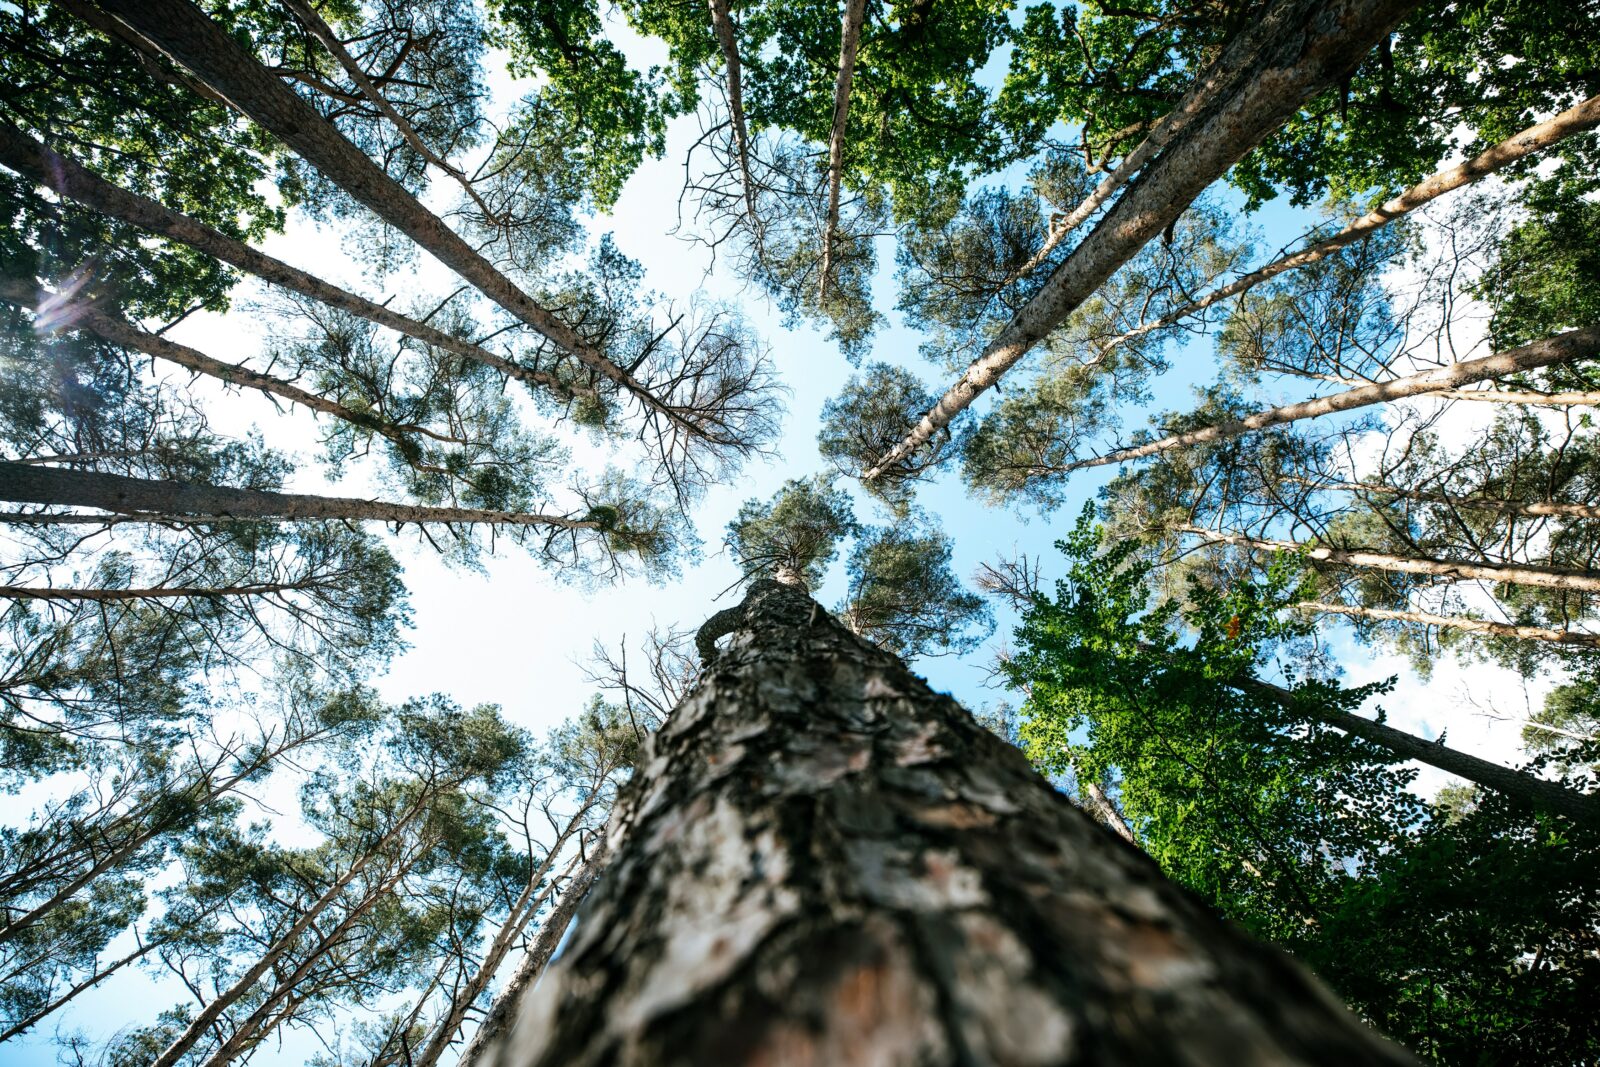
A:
[1,0,1597,1063]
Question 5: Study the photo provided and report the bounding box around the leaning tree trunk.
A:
[0,462,596,530]
[472,580,1412,1067]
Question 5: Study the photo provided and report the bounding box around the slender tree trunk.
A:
[705,0,758,228]
[1,279,425,445]
[472,580,1412,1067]
[1175,525,1600,594]
[865,0,1419,479]
[0,929,163,1041]
[411,819,593,1067]
[198,857,421,1067]
[1299,599,1600,650]
[1097,93,1600,354]
[0,462,597,529]
[1083,778,1138,845]
[1431,388,1600,406]
[1286,476,1600,521]
[1237,670,1600,823]
[453,835,601,1067]
[0,122,589,405]
[150,797,430,1067]
[88,0,681,426]
[0,580,336,601]
[818,0,867,298]
[275,0,497,219]
[1066,325,1600,472]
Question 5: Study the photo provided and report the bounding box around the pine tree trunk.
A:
[1236,666,1600,823]
[0,122,588,405]
[475,581,1412,1066]
[1176,525,1600,594]
[1097,92,1600,354]
[865,0,1420,478]
[1300,600,1600,649]
[1283,477,1600,521]
[818,0,866,298]
[0,462,594,529]
[460,841,606,1067]
[1069,325,1600,472]
[91,0,672,420]
[706,0,758,225]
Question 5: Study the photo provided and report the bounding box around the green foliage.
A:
[727,475,858,587]
[818,362,948,512]
[1474,178,1600,350]
[1006,510,1421,945]
[1005,511,1600,1063]
[839,522,992,658]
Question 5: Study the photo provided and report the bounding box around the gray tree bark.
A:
[865,0,1419,478]
[477,580,1413,1066]
[818,0,867,298]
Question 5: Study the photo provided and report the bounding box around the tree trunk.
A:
[1083,778,1138,845]
[706,0,758,226]
[88,0,679,424]
[2,279,425,445]
[412,821,594,1067]
[459,840,606,1067]
[0,462,596,530]
[818,0,867,298]
[275,0,495,218]
[1431,388,1600,406]
[1068,325,1600,472]
[1300,599,1600,650]
[1097,93,1600,354]
[150,797,430,1067]
[197,857,421,1067]
[1238,668,1600,823]
[0,122,589,405]
[864,0,1419,478]
[1286,476,1600,521]
[1175,525,1600,594]
[472,580,1412,1066]
[0,580,337,601]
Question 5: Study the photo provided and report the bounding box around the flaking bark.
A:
[482,580,1413,1066]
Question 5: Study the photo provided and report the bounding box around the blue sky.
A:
[5,15,1561,1066]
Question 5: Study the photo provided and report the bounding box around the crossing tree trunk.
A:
[475,580,1412,1067]
[1300,600,1600,650]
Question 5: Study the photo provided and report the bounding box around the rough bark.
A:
[864,0,1420,479]
[1176,525,1600,594]
[1238,670,1600,824]
[706,0,758,226]
[818,0,867,298]
[1299,599,1600,650]
[459,841,606,1067]
[0,462,597,530]
[1066,325,1600,472]
[0,122,589,404]
[1097,93,1600,354]
[478,580,1413,1067]
[89,0,680,425]
[1287,476,1600,521]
